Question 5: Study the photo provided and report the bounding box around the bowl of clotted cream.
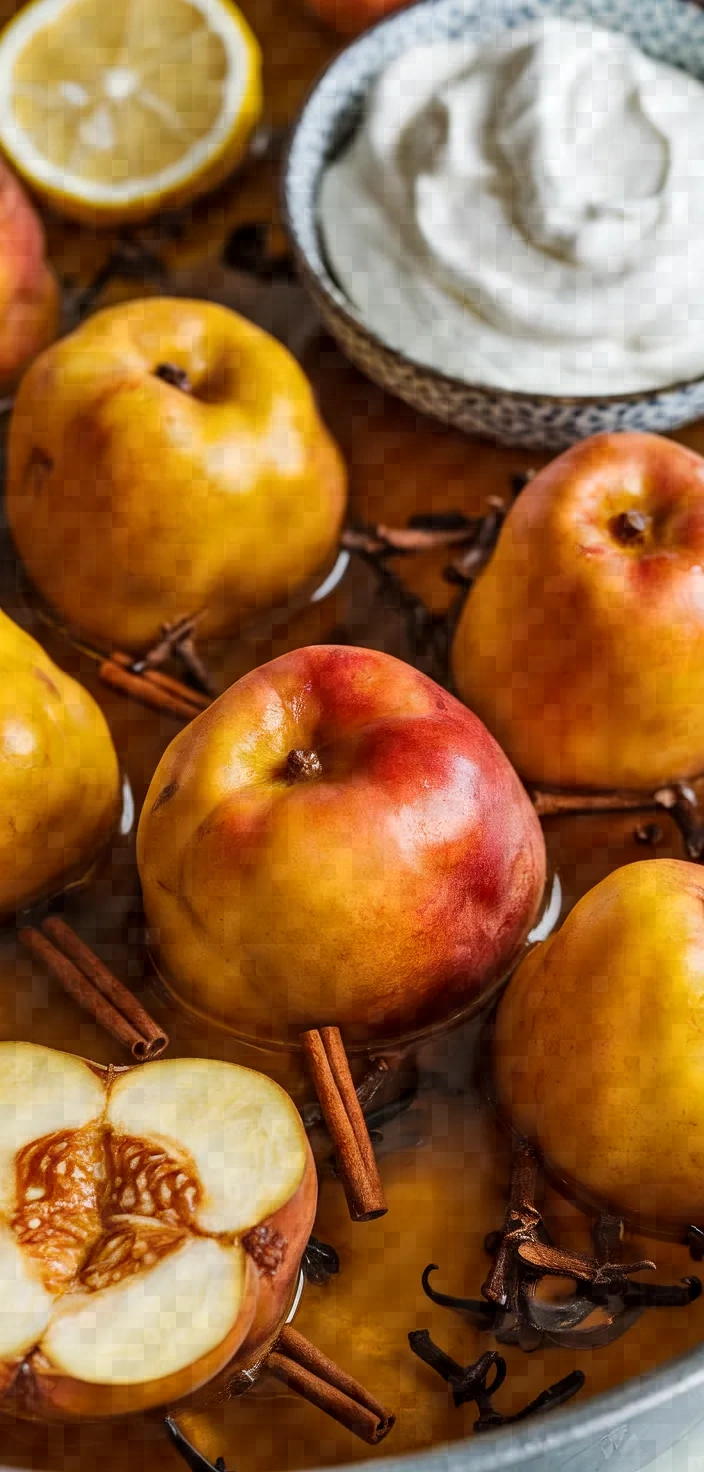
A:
[283,0,704,449]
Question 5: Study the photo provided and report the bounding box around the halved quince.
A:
[0,1043,316,1420]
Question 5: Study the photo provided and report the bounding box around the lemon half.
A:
[0,0,262,225]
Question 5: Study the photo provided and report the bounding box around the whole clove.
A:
[585,1276,701,1311]
[98,610,217,717]
[222,222,294,281]
[481,1142,543,1310]
[654,784,704,861]
[460,1153,702,1352]
[408,1330,585,1431]
[634,821,663,845]
[443,501,506,587]
[408,511,476,533]
[421,1263,498,1328]
[688,1225,704,1261]
[303,1054,390,1130]
[303,1053,416,1148]
[75,234,167,322]
[303,1235,341,1287]
[529,780,704,868]
[338,498,509,685]
[354,1057,392,1113]
[342,522,475,556]
[130,613,215,697]
[510,471,536,498]
[476,1370,586,1433]
[518,1212,701,1346]
[359,550,450,682]
[165,1416,228,1472]
[408,1332,504,1409]
[360,1079,419,1135]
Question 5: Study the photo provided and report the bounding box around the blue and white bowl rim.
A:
[283,0,704,407]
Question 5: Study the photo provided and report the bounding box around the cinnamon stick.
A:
[301,1026,387,1222]
[341,524,475,555]
[111,652,211,708]
[18,918,168,1061]
[136,613,205,671]
[98,656,207,720]
[354,1055,391,1112]
[303,1053,391,1129]
[267,1325,395,1445]
[169,635,218,699]
[530,786,657,818]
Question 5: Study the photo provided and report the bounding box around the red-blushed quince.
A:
[452,432,704,790]
[6,298,347,652]
[137,644,547,1047]
[0,1042,316,1420]
[493,859,704,1232]
[0,608,119,915]
[0,159,58,394]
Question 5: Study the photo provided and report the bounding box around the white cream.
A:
[318,16,704,395]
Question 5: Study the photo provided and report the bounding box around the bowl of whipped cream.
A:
[283,0,704,448]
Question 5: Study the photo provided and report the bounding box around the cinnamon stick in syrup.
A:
[268,1325,395,1445]
[18,917,167,1061]
[99,654,208,720]
[301,1026,387,1222]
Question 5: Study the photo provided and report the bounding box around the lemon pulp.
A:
[0,0,262,223]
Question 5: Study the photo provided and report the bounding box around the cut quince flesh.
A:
[0,0,261,225]
[0,1043,312,1419]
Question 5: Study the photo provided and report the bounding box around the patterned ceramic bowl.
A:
[283,0,704,451]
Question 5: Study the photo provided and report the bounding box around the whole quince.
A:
[0,611,119,914]
[6,298,347,652]
[494,858,704,1232]
[0,159,58,394]
[137,644,546,1047]
[452,432,704,790]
